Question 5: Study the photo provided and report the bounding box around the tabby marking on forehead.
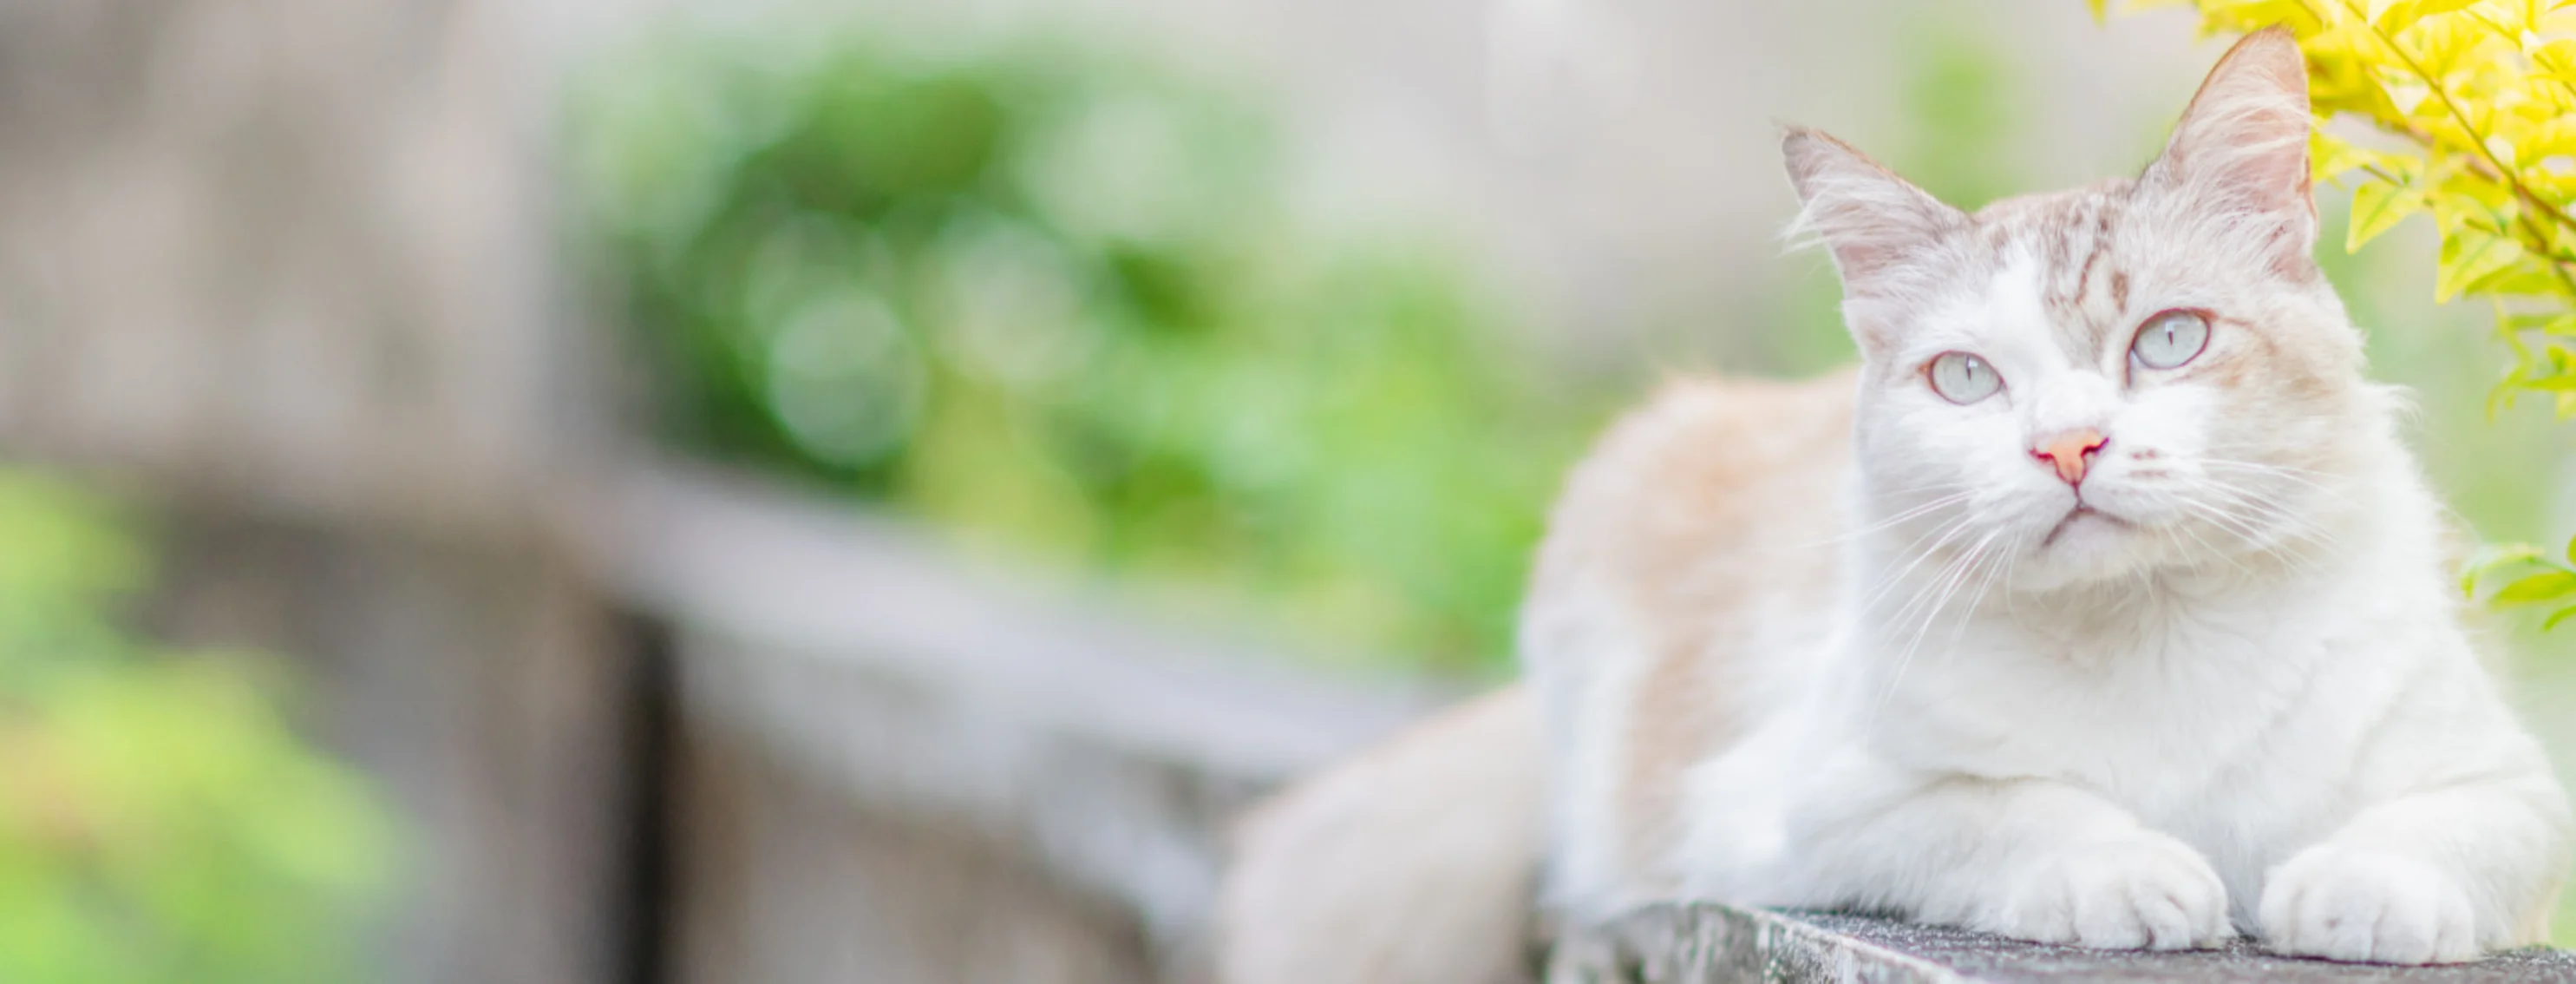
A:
[2065,201,2115,319]
[1967,185,2140,361]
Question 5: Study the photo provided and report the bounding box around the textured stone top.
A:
[1564,904,2576,983]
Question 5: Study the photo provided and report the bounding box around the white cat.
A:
[1219,29,2570,982]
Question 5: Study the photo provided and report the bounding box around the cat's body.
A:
[1217,30,2570,984]
[1528,371,2564,957]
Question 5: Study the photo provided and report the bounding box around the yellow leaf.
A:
[2377,0,2485,34]
[2349,179,2429,250]
[2203,0,2326,33]
[2309,30,2409,118]
[2493,0,2539,33]
[2493,569,2576,604]
[2471,257,2567,295]
[2534,38,2576,77]
[2425,165,2514,239]
[2488,133,2521,169]
[2553,211,2576,253]
[2514,115,2576,160]
[2304,20,2380,62]
[2464,541,2547,596]
[2403,15,2498,80]
[2088,0,2108,22]
[2439,163,2516,208]
[2313,75,2407,119]
[2312,130,2370,181]
[2523,312,2576,334]
[2438,228,2528,299]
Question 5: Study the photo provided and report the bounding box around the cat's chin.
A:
[2010,508,2163,592]
[2038,505,2129,548]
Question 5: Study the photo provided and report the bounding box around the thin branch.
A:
[2335,0,2576,296]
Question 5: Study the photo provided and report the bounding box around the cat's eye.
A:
[1926,351,2002,404]
[2131,309,2211,371]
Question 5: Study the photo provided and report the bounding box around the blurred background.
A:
[0,0,2568,981]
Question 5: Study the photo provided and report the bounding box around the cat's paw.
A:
[1980,835,2233,950]
[2258,845,2480,965]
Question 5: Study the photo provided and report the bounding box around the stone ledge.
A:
[1559,904,2576,983]
[603,464,1441,958]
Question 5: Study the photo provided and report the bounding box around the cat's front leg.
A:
[2258,771,2569,965]
[1778,771,2235,950]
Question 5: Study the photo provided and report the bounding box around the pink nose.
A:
[2032,428,2106,486]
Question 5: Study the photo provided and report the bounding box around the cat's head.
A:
[1786,28,2383,594]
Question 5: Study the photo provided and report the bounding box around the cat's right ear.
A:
[1782,127,1964,308]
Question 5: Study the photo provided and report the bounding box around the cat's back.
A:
[1522,369,1854,903]
[1527,369,1855,648]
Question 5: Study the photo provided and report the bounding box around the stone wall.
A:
[0,0,579,530]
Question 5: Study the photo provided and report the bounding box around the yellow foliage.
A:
[2109,0,2576,400]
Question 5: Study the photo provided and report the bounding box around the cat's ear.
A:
[2142,27,2315,267]
[1782,128,1963,300]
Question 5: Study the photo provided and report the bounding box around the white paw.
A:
[1980,834,2234,950]
[2259,845,2481,965]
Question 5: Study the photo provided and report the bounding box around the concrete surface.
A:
[1560,904,2576,983]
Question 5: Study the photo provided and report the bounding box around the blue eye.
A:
[1926,352,1998,404]
[2132,309,2211,370]
[1927,351,2002,404]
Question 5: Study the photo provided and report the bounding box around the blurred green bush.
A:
[570,31,1612,674]
[0,473,393,983]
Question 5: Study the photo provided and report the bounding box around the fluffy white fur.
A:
[1218,30,2570,981]
[1535,30,2570,964]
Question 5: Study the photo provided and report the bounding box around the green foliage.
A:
[2560,882,2576,948]
[2462,539,2576,627]
[0,473,393,983]
[570,30,1614,673]
[1893,21,2030,211]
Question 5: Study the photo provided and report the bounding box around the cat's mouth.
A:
[2041,504,2130,548]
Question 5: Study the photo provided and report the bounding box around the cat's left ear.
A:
[2143,26,2315,270]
